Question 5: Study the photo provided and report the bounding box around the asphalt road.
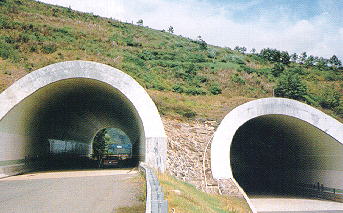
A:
[250,195,343,212]
[0,169,143,213]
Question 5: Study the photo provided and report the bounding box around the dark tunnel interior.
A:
[230,114,343,197]
[0,78,144,169]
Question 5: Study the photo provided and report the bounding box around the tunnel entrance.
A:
[0,78,144,171]
[0,61,166,177]
[230,114,343,197]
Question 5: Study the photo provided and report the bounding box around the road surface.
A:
[0,169,143,213]
[250,195,343,213]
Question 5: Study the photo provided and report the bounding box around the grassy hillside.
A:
[158,173,252,213]
[0,0,342,122]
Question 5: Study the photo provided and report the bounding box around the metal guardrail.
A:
[290,182,343,202]
[139,163,168,213]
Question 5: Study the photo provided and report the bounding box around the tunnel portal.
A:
[211,98,343,199]
[231,114,343,195]
[0,61,166,176]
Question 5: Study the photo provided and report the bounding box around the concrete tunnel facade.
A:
[0,61,167,176]
[211,98,343,195]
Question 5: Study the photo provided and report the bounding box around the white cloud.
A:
[37,0,343,60]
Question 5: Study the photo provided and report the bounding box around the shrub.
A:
[124,37,142,47]
[152,81,167,91]
[260,48,290,64]
[271,63,284,77]
[185,87,207,95]
[231,73,245,84]
[0,40,19,61]
[304,94,319,106]
[196,75,208,83]
[4,70,12,75]
[242,65,257,74]
[288,67,306,75]
[194,36,207,50]
[139,50,158,60]
[174,106,197,118]
[227,55,245,65]
[0,16,17,29]
[209,83,222,95]
[318,88,340,109]
[207,49,217,59]
[256,67,271,76]
[191,54,207,63]
[172,84,186,93]
[324,72,342,81]
[335,105,343,118]
[220,54,230,62]
[18,32,30,43]
[29,45,38,52]
[41,43,57,54]
[274,71,308,101]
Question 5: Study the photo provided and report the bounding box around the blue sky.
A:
[37,0,343,60]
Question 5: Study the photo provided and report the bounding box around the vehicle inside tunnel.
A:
[0,78,144,170]
[92,128,136,168]
[230,114,343,197]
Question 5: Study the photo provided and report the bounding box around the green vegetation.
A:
[92,129,110,161]
[158,172,252,213]
[0,0,342,121]
[274,71,308,101]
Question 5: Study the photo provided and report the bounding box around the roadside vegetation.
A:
[0,0,342,122]
[158,172,252,213]
[116,172,146,213]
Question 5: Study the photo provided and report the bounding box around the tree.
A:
[271,63,285,77]
[319,87,340,109]
[290,53,298,63]
[136,19,143,26]
[316,57,329,70]
[168,26,174,33]
[304,55,315,67]
[196,35,207,50]
[280,51,290,65]
[93,129,110,165]
[260,48,281,63]
[274,71,308,101]
[299,52,307,64]
[234,46,247,54]
[329,55,342,69]
[250,48,256,54]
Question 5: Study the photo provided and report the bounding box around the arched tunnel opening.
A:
[0,78,144,171]
[231,114,343,198]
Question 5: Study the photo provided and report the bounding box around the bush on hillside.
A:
[274,71,308,101]
[0,40,19,61]
[259,48,290,64]
[172,84,186,93]
[231,73,245,84]
[318,88,341,109]
[185,87,207,95]
[41,43,57,54]
[209,83,222,95]
[271,63,284,77]
[241,65,257,74]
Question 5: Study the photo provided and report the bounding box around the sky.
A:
[37,0,343,60]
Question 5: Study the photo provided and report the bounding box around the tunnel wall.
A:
[0,61,167,176]
[211,97,343,181]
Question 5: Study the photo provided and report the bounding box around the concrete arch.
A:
[0,61,166,175]
[211,97,343,180]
